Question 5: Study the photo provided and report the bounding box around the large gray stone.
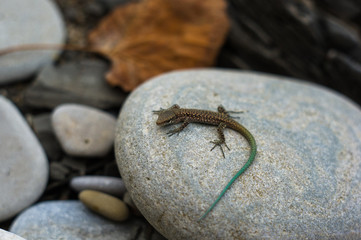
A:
[10,201,165,240]
[0,96,48,221]
[115,69,361,239]
[0,0,65,84]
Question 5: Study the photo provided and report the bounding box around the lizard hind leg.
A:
[217,105,245,119]
[210,122,229,158]
[217,105,227,114]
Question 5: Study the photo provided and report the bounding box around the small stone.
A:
[32,113,62,162]
[79,190,129,221]
[122,191,135,209]
[24,60,126,109]
[32,113,53,133]
[321,0,360,19]
[0,229,26,240]
[123,191,142,216]
[50,162,70,181]
[10,201,165,240]
[61,157,87,174]
[52,104,116,157]
[0,0,65,84]
[115,70,361,239]
[322,17,359,51]
[0,96,48,221]
[71,176,126,197]
[104,161,121,176]
[326,50,361,80]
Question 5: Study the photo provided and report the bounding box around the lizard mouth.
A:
[156,120,172,126]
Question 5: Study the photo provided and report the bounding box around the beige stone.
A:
[79,190,129,222]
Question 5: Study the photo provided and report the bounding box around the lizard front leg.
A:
[167,118,189,136]
[210,122,230,158]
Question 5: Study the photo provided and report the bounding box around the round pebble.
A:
[0,96,48,221]
[10,201,165,240]
[0,0,65,84]
[123,191,142,216]
[115,70,361,239]
[79,190,129,221]
[70,176,126,197]
[52,104,116,157]
[0,229,26,240]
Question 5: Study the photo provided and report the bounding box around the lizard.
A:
[153,104,257,220]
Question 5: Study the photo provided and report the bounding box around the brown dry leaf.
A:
[88,0,230,91]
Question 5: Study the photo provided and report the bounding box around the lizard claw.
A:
[210,140,229,158]
[152,108,165,114]
[167,130,179,136]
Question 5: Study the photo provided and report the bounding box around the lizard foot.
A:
[226,110,247,119]
[210,140,230,158]
[167,129,180,136]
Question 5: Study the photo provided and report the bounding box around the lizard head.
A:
[154,109,177,126]
[153,104,180,126]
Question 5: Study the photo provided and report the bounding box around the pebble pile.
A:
[1,0,361,239]
[0,1,164,239]
[0,90,162,238]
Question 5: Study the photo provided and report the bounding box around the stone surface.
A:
[10,201,166,240]
[0,0,65,84]
[115,70,361,239]
[0,96,48,221]
[71,176,126,197]
[322,17,359,51]
[32,113,62,162]
[319,0,361,19]
[61,157,87,175]
[24,60,126,109]
[50,162,71,181]
[52,104,116,157]
[79,190,129,221]
[123,191,141,216]
[0,229,26,240]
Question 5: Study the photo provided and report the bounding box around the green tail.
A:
[198,137,257,221]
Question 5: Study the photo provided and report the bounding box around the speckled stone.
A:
[52,104,116,157]
[115,70,361,239]
[0,0,65,84]
[0,96,48,221]
[71,176,126,197]
[10,201,166,240]
[0,229,26,240]
[79,190,129,221]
